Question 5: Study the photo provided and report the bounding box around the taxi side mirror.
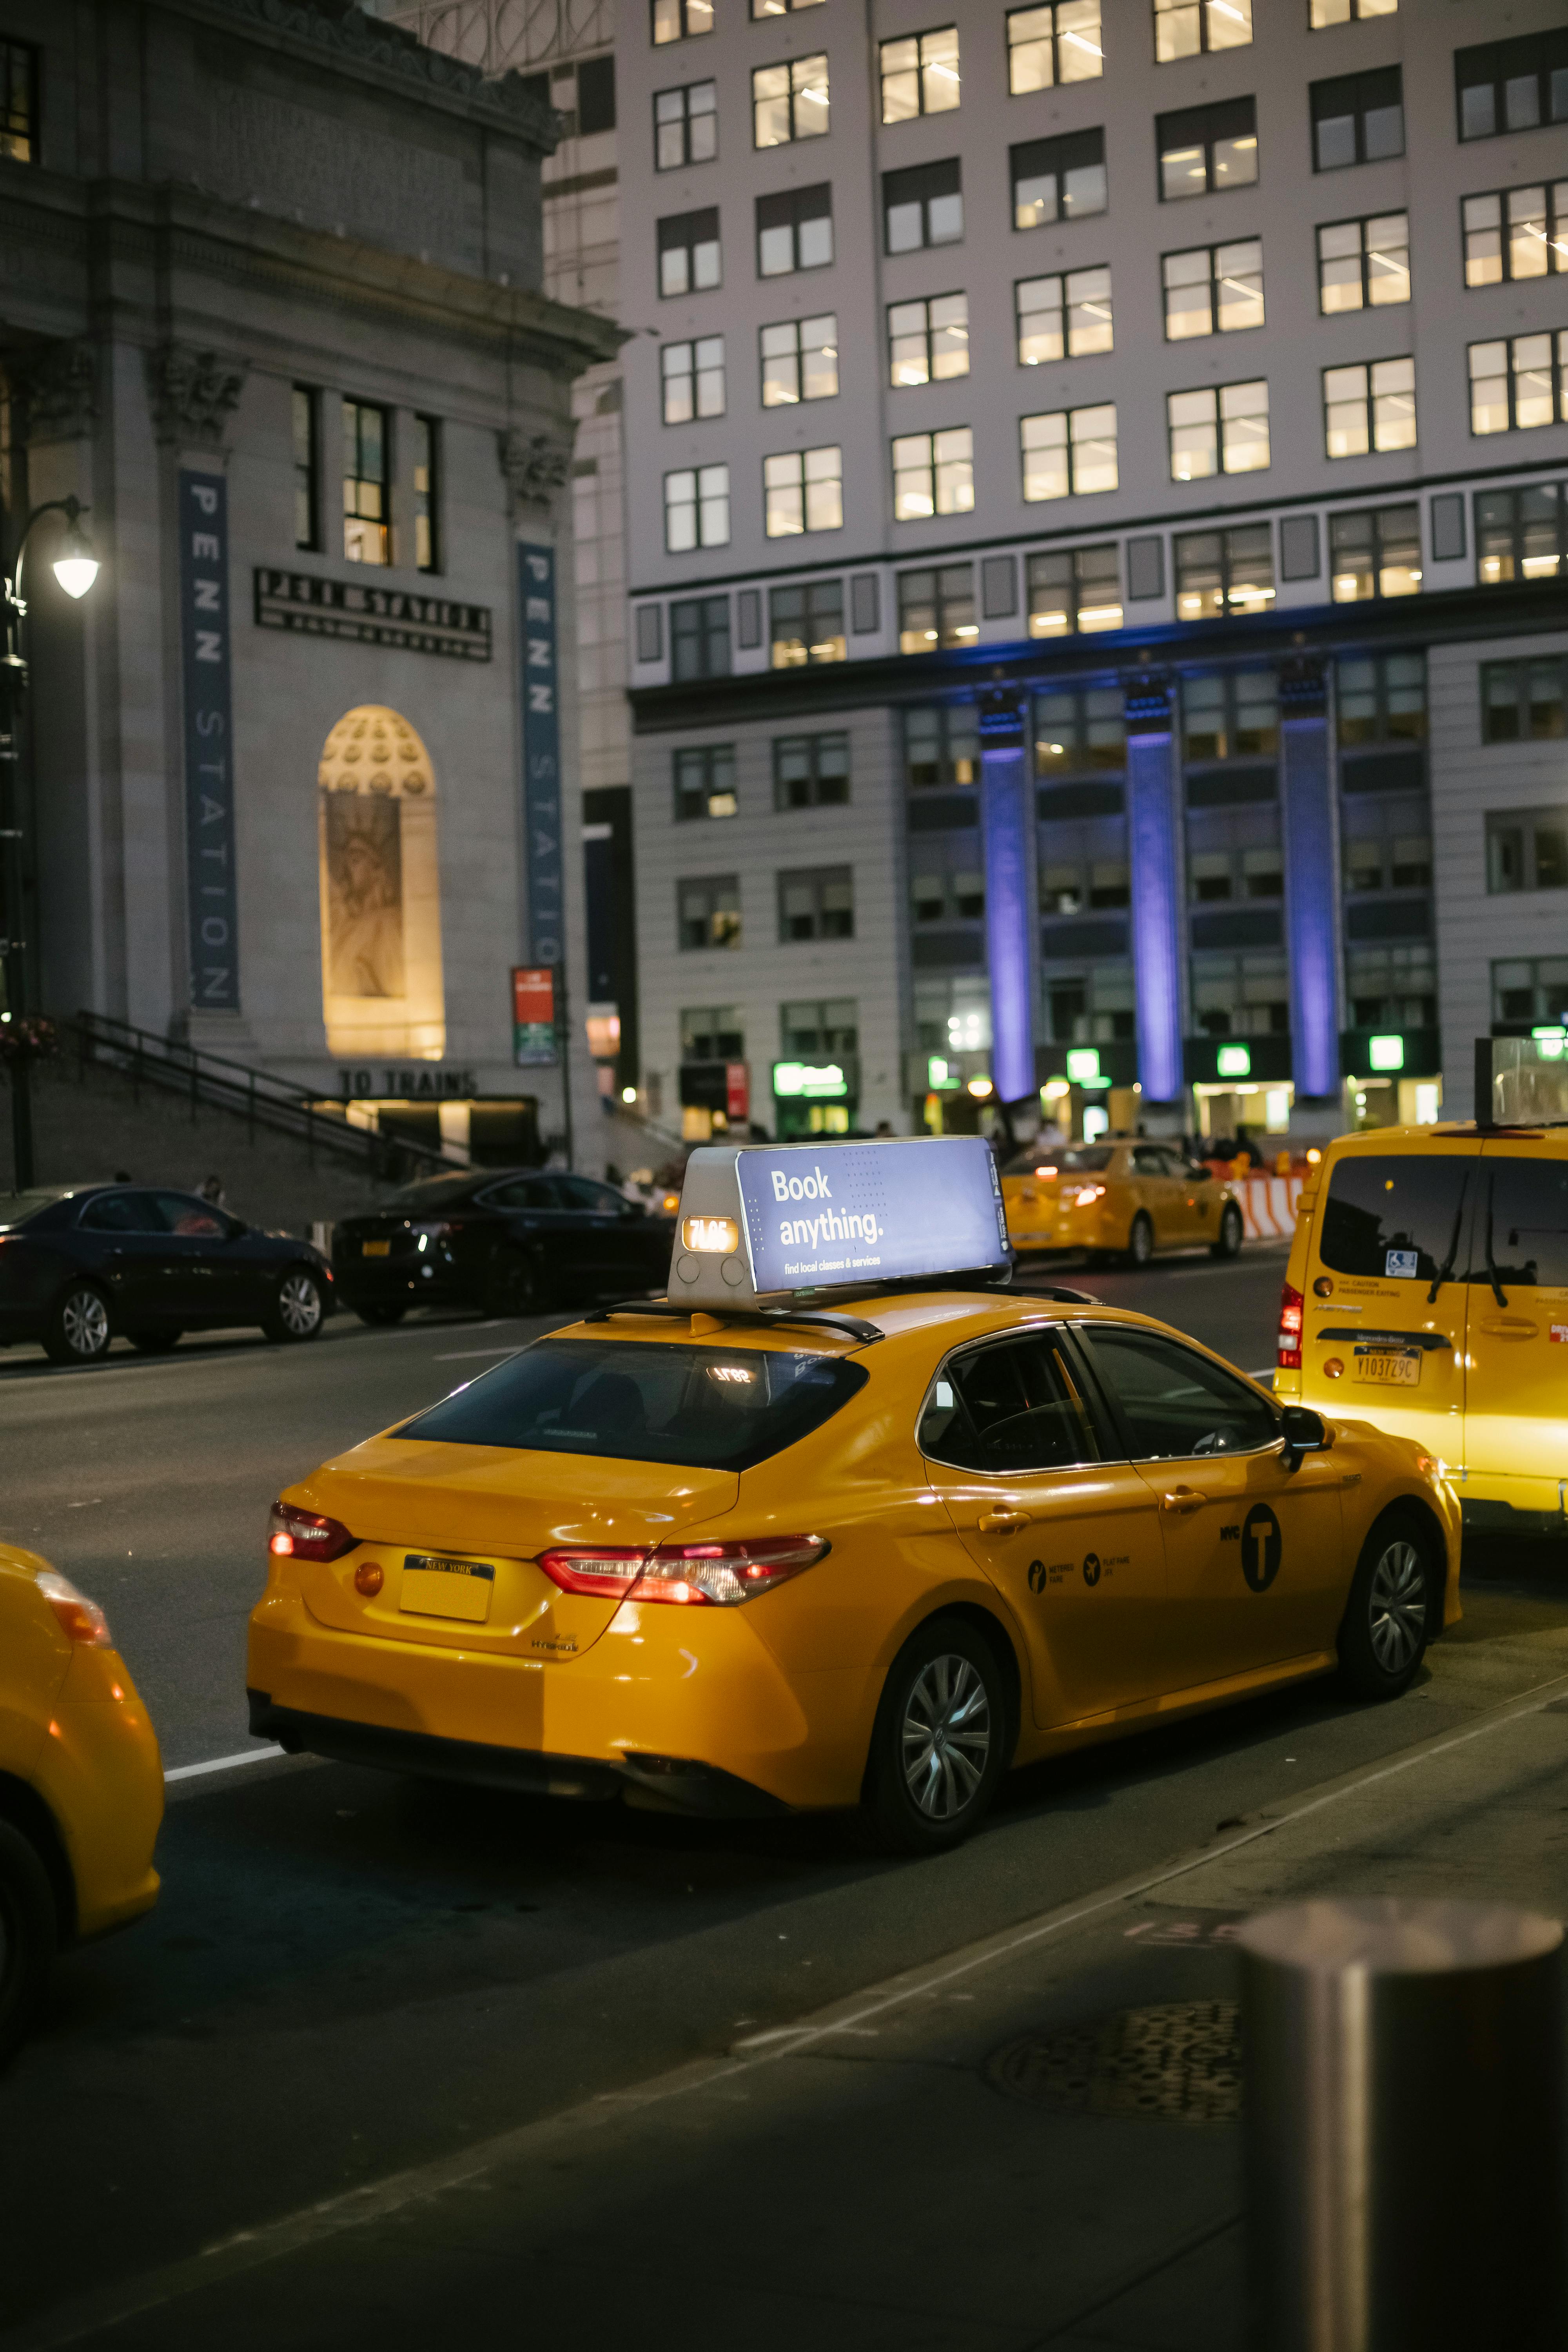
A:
[1280,1404,1328,1471]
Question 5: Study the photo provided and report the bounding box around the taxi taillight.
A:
[35,1570,113,1648]
[268,1501,358,1562]
[537,1537,829,1608]
[1277,1282,1305,1372]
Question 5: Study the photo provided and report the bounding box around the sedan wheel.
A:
[264,1269,324,1344]
[1338,1514,1433,1700]
[43,1284,112,1365]
[858,1617,1007,1855]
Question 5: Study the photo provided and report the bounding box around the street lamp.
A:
[1,495,102,1189]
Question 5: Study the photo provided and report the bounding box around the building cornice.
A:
[628,581,1568,733]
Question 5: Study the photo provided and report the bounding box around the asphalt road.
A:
[4,1241,1566,2345]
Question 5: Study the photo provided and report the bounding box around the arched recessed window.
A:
[318,705,445,1061]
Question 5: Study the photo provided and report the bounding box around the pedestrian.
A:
[200,1173,226,1207]
[112,1168,132,1183]
[874,1119,894,1140]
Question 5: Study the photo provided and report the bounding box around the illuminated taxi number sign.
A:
[682,1215,739,1254]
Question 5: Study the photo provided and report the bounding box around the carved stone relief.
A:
[9,341,97,445]
[498,428,572,513]
[145,347,251,451]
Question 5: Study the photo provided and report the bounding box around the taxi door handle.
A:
[1161,1487,1205,1516]
[978,1508,1030,1534]
[1477,1318,1538,1338]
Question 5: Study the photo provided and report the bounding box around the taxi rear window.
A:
[1319,1154,1472,1282]
[400,1338,868,1472]
[1002,1146,1112,1176]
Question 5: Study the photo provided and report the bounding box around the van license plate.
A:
[399,1556,495,1622]
[363,1239,391,1257]
[1354,1351,1420,1387]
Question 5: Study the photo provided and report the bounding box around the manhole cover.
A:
[986,2000,1241,2126]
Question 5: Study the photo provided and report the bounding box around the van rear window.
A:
[1319,1155,1472,1283]
[400,1338,868,1472]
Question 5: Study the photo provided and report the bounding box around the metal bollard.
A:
[1239,1898,1566,2352]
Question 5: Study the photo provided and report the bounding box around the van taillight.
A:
[1277,1283,1304,1372]
[537,1536,829,1608]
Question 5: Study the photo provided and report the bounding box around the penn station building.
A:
[0,0,617,1165]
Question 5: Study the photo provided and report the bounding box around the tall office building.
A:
[617,0,1568,1145]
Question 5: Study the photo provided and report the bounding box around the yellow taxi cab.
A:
[0,1543,163,2061]
[1278,1070,1568,1535]
[248,1137,1457,1855]
[1002,1139,1245,1268]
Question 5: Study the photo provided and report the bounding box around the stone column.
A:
[978,687,1036,1105]
[1123,671,1184,1106]
[1279,655,1341,1103]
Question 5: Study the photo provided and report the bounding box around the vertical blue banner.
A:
[178,471,239,1011]
[519,543,562,965]
[978,691,1036,1103]
[1280,662,1339,1099]
[1124,677,1183,1104]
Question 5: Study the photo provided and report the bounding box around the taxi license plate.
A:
[399,1555,495,1622]
[363,1239,391,1257]
[1354,1350,1421,1387]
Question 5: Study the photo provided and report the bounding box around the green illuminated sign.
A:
[1065,1047,1102,1085]
[1533,1026,1567,1061]
[926,1056,961,1091]
[772,1060,848,1100]
[1367,1033,1405,1072]
[1216,1043,1251,1078]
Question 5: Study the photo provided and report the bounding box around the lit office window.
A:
[752,0,825,15]
[1034,686,1125,771]
[664,463,730,551]
[1464,187,1568,285]
[1012,130,1106,227]
[1158,98,1256,199]
[889,293,970,386]
[677,875,740,950]
[1182,671,1278,758]
[1154,0,1252,64]
[760,315,838,405]
[1167,380,1269,479]
[674,745,738,821]
[342,399,389,565]
[662,337,726,423]
[1310,0,1396,22]
[764,446,843,536]
[880,26,960,122]
[1020,405,1119,499]
[1475,484,1568,586]
[654,79,717,169]
[1016,268,1112,364]
[897,564,976,650]
[1323,357,1416,456]
[1316,214,1409,312]
[906,705,979,787]
[1,41,37,162]
[892,428,974,520]
[1174,523,1274,619]
[652,0,713,45]
[752,54,829,147]
[413,415,439,573]
[1162,240,1263,338]
[1007,2,1102,91]
[292,387,319,552]
[1469,333,1568,434]
[1328,505,1421,600]
[770,579,846,666]
[1026,545,1122,635]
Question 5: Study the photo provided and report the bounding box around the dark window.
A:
[0,41,36,163]
[1011,129,1106,228]
[1337,653,1426,747]
[652,0,714,44]
[1483,661,1568,746]
[1027,546,1122,639]
[1492,957,1568,1028]
[898,563,975,652]
[1319,1154,1472,1284]
[655,77,717,169]
[78,1191,163,1234]
[778,866,854,942]
[1174,523,1274,621]
[1476,482,1568,587]
[757,183,833,276]
[775,731,850,809]
[906,704,979,789]
[1189,949,1288,1034]
[483,1176,563,1211]
[670,594,731,681]
[659,206,721,296]
[884,158,963,253]
[403,1338,865,1472]
[342,399,389,565]
[673,744,737,821]
[1035,686,1125,775]
[1486,803,1568,892]
[677,873,741,949]
[1328,505,1420,603]
[1463,183,1568,287]
[635,604,664,664]
[1456,28,1568,143]
[578,53,617,134]
[918,1335,1102,1472]
[1080,1325,1277,1458]
[292,386,319,552]
[681,1005,744,1059]
[413,415,439,573]
[770,579,845,668]
[781,997,858,1053]
[1310,67,1404,171]
[911,864,986,922]
[1483,1159,1568,1289]
[1182,672,1278,761]
[1157,96,1258,201]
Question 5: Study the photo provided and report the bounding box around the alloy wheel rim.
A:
[1369,1540,1426,1673]
[901,1654,991,1820]
[63,1290,109,1357]
[1133,1220,1152,1263]
[280,1275,321,1336]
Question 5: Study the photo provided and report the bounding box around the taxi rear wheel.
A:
[858,1619,1007,1856]
[0,1820,58,2069]
[1212,1203,1245,1260]
[1125,1212,1154,1270]
[1338,1512,1435,1701]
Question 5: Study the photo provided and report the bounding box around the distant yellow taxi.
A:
[0,1543,162,2060]
[249,1139,1457,1854]
[1002,1140,1245,1269]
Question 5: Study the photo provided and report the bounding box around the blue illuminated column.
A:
[1123,673,1184,1105]
[978,688,1036,1103]
[1279,657,1340,1100]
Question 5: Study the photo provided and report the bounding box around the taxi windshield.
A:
[399,1338,869,1472]
[1002,1146,1112,1176]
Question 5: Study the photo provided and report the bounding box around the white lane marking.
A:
[432,1346,521,1363]
[163,1745,284,1784]
[18,1660,1568,2352]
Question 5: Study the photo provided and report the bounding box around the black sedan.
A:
[0,1185,334,1365]
[333,1168,676,1323]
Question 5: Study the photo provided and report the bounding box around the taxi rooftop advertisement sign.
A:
[671,1137,1009,1309]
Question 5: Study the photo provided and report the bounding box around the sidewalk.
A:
[20,1673,1568,2352]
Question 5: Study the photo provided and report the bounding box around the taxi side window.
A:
[1131,1146,1168,1177]
[77,1191,163,1234]
[1080,1327,1276,1461]
[920,1337,1101,1474]
[1319,1154,1472,1283]
[1479,1159,1568,1288]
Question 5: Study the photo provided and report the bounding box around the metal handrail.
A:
[66,1010,456,1182]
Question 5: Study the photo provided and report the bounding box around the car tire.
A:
[127,1329,182,1354]
[1337,1510,1436,1702]
[1211,1203,1245,1261]
[41,1283,113,1366]
[857,1617,1009,1857]
[0,1818,59,2070]
[354,1303,407,1327]
[1125,1212,1154,1270]
[486,1251,540,1319]
[262,1267,325,1344]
